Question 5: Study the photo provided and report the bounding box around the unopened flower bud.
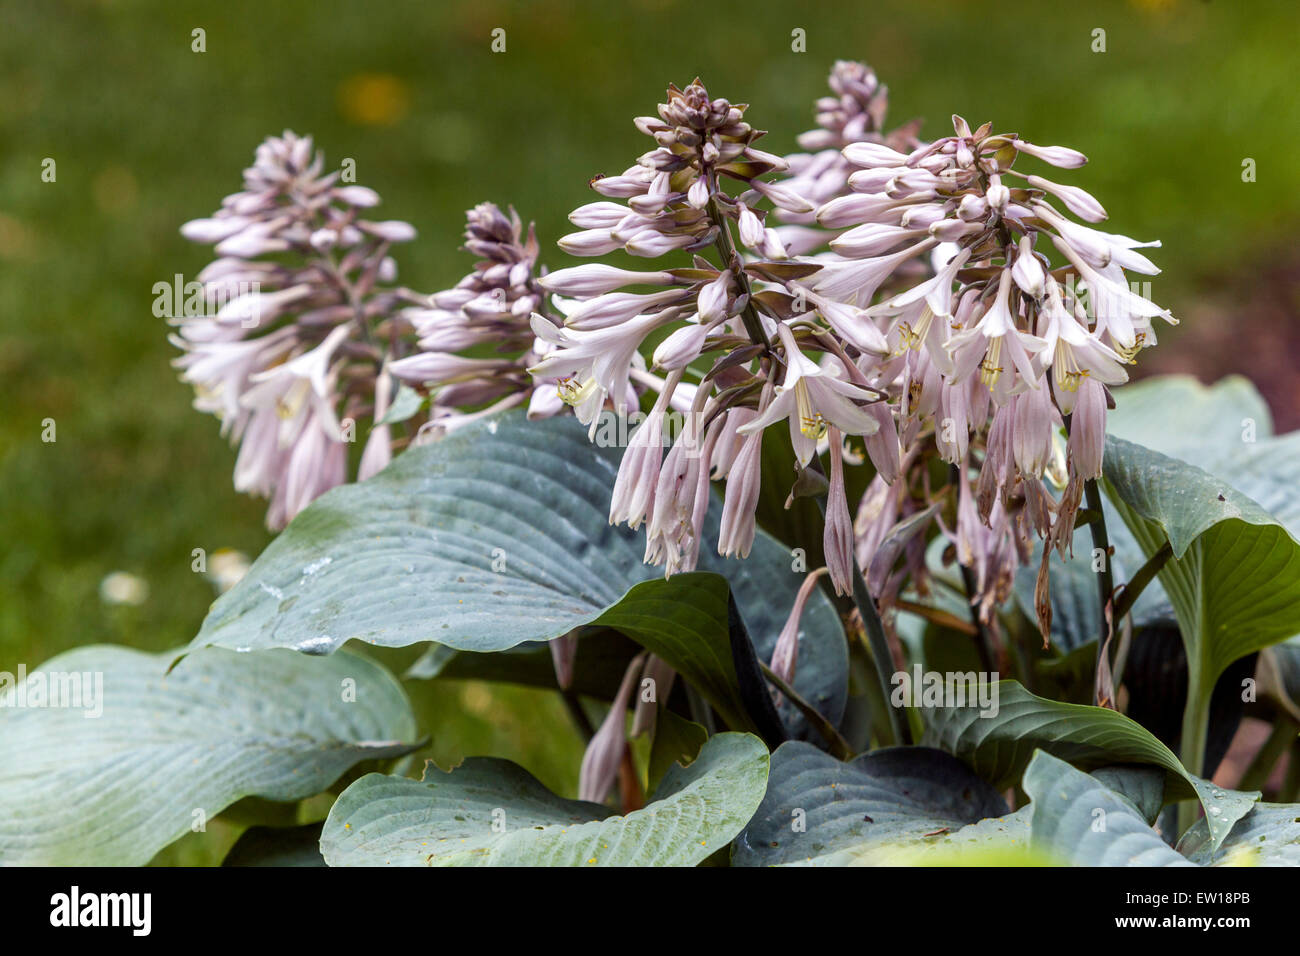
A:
[1026,175,1107,222]
[957,194,988,221]
[335,185,381,207]
[736,202,764,249]
[653,322,708,370]
[749,179,815,214]
[687,176,711,209]
[1013,140,1088,169]
[1011,236,1046,298]
[359,220,417,243]
[539,264,674,296]
[986,175,1010,213]
[578,653,646,803]
[842,142,909,168]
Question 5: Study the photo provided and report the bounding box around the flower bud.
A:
[180,216,250,243]
[986,175,1010,213]
[1011,236,1046,298]
[334,186,381,207]
[558,228,622,257]
[578,653,646,803]
[1026,175,1107,222]
[358,220,417,243]
[1013,140,1088,169]
[539,264,673,296]
[928,218,982,241]
[687,176,711,209]
[736,202,764,249]
[652,322,708,370]
[957,194,988,222]
[568,201,632,229]
[842,142,909,168]
[750,179,814,214]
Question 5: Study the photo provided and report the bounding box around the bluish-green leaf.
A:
[1024,751,1191,866]
[921,680,1258,849]
[320,732,769,866]
[0,646,417,866]
[191,411,847,740]
[1178,802,1300,866]
[733,741,1013,866]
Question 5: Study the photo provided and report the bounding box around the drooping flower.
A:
[736,323,882,467]
[173,131,419,528]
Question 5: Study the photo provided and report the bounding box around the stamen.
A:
[556,375,597,406]
[795,380,828,439]
[1053,343,1088,393]
[978,338,1003,387]
[1114,331,1145,364]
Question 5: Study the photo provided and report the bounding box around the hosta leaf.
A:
[320,732,769,866]
[1023,751,1192,866]
[0,646,418,866]
[1023,376,1276,651]
[1101,436,1300,757]
[191,411,846,740]
[1090,765,1167,825]
[1106,375,1273,467]
[1177,802,1300,866]
[732,741,1012,866]
[920,680,1258,849]
[647,708,708,795]
[405,629,642,699]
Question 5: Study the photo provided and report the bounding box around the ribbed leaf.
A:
[732,741,1012,866]
[0,646,417,865]
[1024,752,1191,866]
[1102,436,1300,720]
[921,680,1258,849]
[320,732,768,866]
[1106,375,1273,468]
[1178,802,1300,866]
[191,411,846,740]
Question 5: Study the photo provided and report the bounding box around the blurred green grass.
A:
[1,0,1297,862]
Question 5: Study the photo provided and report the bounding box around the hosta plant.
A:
[4,61,1300,868]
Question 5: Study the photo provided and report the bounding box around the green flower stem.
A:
[1082,477,1116,704]
[758,661,855,759]
[705,187,771,354]
[849,552,912,746]
[1111,541,1173,623]
[1177,662,1211,836]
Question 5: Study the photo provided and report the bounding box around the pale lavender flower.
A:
[823,427,856,597]
[770,568,830,692]
[578,652,646,804]
[735,323,882,467]
[174,131,418,528]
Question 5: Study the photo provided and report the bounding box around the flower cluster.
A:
[390,202,563,437]
[172,131,420,528]
[773,60,921,255]
[538,67,1176,654]
[173,63,1175,666]
[808,113,1175,627]
[539,77,902,586]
